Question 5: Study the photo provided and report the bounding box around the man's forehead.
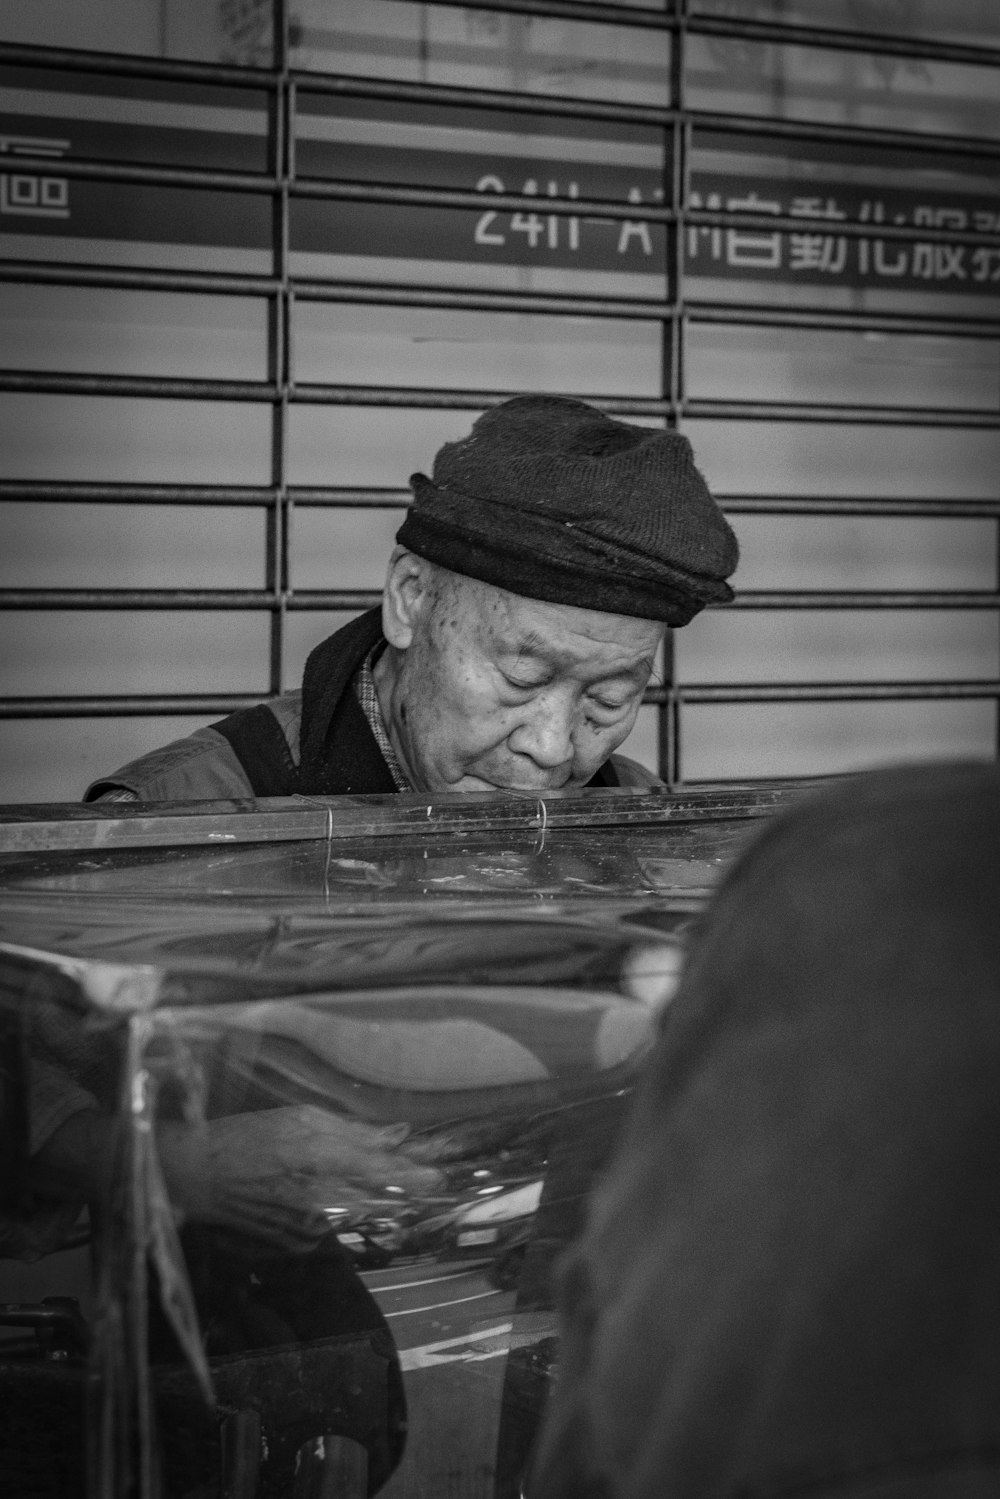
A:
[462,577,663,668]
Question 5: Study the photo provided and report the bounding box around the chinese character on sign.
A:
[914,205,968,232]
[687,189,783,270]
[687,190,724,261]
[858,199,968,281]
[724,191,782,269]
[857,199,908,277]
[911,242,966,279]
[788,195,848,274]
[971,247,1000,282]
[970,211,1000,280]
[0,135,71,219]
[687,175,998,292]
[910,205,967,280]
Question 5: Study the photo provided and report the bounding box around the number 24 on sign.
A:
[474,175,654,256]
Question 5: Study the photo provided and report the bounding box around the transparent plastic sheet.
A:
[131,954,676,1494]
[0,948,132,1496]
[1,917,684,1495]
[0,787,802,1496]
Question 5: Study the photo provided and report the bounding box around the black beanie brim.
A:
[395,396,738,625]
[398,483,734,626]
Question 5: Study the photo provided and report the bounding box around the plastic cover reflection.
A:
[0,791,786,1498]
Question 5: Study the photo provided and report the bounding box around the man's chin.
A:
[448,775,513,793]
[454,775,574,795]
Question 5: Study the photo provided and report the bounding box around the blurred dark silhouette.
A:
[529,760,1000,1499]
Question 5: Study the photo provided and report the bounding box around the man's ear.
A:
[382,545,434,649]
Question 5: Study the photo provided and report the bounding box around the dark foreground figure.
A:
[529,759,1000,1499]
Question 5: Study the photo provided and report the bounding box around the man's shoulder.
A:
[84,724,254,802]
[609,753,663,789]
[85,691,303,802]
[268,689,303,760]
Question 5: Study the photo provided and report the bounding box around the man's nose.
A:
[508,694,576,769]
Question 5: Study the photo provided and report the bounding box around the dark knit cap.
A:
[396,395,738,626]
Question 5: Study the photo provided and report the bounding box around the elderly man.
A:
[85,394,737,802]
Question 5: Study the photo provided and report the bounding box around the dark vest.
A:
[212,608,619,796]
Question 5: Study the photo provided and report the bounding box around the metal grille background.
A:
[1,0,998,788]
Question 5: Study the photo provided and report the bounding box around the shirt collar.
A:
[353,647,413,792]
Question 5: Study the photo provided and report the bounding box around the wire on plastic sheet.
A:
[533,796,548,856]
[292,793,335,904]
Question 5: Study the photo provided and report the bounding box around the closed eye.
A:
[587,692,632,715]
[501,671,546,693]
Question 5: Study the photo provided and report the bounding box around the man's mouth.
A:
[458,767,574,793]
[491,778,572,794]
[458,778,565,795]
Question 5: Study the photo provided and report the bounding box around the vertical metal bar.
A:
[670,672,683,790]
[996,516,1000,760]
[658,636,680,787]
[665,3,686,431]
[661,0,688,786]
[264,264,280,678]
[270,0,292,698]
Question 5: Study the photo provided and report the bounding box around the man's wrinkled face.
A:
[376,552,664,793]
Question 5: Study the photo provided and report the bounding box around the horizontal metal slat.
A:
[728,590,1000,610]
[290,280,676,321]
[3,484,997,520]
[717,497,1000,519]
[305,74,1000,160]
[418,0,670,30]
[680,401,1000,429]
[658,680,1000,705]
[4,374,998,427]
[0,262,279,297]
[0,483,277,506]
[3,681,997,721]
[0,40,275,87]
[0,589,382,611]
[288,388,1000,428]
[5,265,1000,342]
[0,372,277,401]
[1,589,995,611]
[0,695,264,720]
[686,305,1000,341]
[0,154,274,193]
